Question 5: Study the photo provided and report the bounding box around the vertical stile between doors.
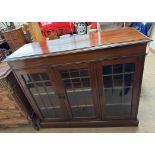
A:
[95,61,106,119]
[48,67,73,120]
[88,62,102,119]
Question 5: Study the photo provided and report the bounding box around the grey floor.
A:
[0,51,155,133]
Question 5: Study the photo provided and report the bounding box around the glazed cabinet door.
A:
[53,63,100,120]
[96,56,142,119]
[15,68,69,121]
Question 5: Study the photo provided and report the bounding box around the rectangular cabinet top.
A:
[5,27,150,61]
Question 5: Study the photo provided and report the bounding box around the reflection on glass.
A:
[113,64,123,74]
[105,105,131,116]
[80,69,89,76]
[70,70,79,77]
[113,75,123,87]
[103,76,112,88]
[22,73,64,119]
[60,68,95,118]
[103,63,135,116]
[103,65,112,75]
[124,74,134,86]
[61,72,70,78]
[125,63,135,73]
[123,87,132,104]
[67,90,95,117]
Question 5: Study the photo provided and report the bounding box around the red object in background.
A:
[39,22,97,37]
[87,22,97,29]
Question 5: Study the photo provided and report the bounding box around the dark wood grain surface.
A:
[4,27,149,128]
[5,28,150,61]
[3,28,26,52]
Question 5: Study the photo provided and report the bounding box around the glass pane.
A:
[64,82,72,89]
[22,72,64,119]
[82,82,90,87]
[123,87,133,104]
[33,95,45,108]
[113,64,123,74]
[72,78,80,83]
[112,88,122,104]
[124,74,134,86]
[63,79,71,83]
[81,77,89,83]
[103,76,112,88]
[73,82,81,88]
[105,105,131,116]
[113,75,123,87]
[125,63,135,73]
[82,78,90,87]
[28,83,37,94]
[41,73,49,80]
[105,88,122,105]
[31,73,41,81]
[60,68,95,118]
[103,63,135,117]
[45,82,53,92]
[61,71,70,79]
[35,82,45,93]
[67,90,95,117]
[23,75,31,83]
[104,89,113,104]
[41,108,64,118]
[70,70,79,77]
[80,69,89,77]
[103,65,112,75]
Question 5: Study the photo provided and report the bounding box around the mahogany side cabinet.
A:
[3,28,26,52]
[5,28,150,129]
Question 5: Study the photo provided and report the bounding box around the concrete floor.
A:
[0,51,154,133]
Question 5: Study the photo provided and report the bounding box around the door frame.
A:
[15,67,70,122]
[53,62,101,121]
[96,56,142,120]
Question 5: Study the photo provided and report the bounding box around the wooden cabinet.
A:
[96,57,141,119]
[14,56,144,125]
[3,28,26,52]
[6,28,150,129]
[15,68,68,122]
[15,64,99,122]
[55,63,99,120]
[0,62,30,127]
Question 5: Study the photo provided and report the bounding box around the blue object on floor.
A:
[0,41,10,50]
[130,22,153,36]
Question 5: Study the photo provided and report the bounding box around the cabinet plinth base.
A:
[40,119,139,128]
